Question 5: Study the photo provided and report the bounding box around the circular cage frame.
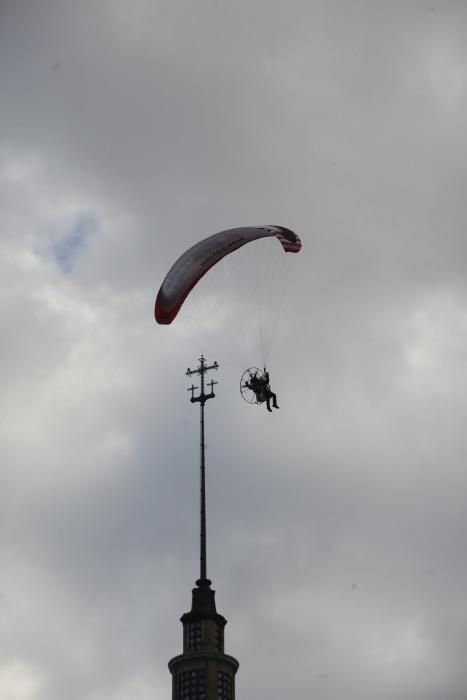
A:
[240,367,268,405]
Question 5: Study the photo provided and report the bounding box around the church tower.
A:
[168,577,239,700]
[169,356,239,700]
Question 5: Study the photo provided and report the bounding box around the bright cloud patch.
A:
[0,661,43,700]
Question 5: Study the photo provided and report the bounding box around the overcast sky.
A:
[2,1,467,699]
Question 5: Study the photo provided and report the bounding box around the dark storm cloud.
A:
[1,1,467,699]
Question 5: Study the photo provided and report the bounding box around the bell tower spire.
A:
[169,356,239,700]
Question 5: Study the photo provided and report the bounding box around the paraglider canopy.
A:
[155,226,301,325]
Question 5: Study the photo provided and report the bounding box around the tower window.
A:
[213,626,222,652]
[188,622,203,651]
[217,671,232,700]
[179,670,206,700]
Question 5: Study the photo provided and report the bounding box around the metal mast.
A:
[186,354,219,582]
[169,356,238,700]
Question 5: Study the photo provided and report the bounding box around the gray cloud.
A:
[1,1,467,698]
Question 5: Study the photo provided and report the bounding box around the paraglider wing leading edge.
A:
[155,226,302,324]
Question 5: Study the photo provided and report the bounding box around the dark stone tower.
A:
[168,577,239,699]
[169,356,239,699]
